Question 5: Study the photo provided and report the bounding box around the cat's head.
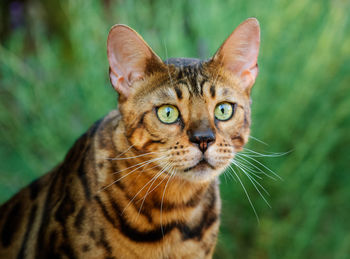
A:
[107,18,260,182]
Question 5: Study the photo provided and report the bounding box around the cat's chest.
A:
[105,223,220,259]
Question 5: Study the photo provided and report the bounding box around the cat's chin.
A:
[176,161,225,183]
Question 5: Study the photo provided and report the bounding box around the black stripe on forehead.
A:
[174,86,183,99]
[164,58,208,96]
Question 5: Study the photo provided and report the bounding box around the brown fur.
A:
[0,18,260,258]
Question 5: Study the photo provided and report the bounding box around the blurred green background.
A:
[0,0,350,258]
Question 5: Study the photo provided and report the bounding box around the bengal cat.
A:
[0,18,260,258]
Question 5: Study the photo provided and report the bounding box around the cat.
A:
[0,18,260,259]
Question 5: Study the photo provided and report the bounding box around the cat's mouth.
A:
[183,158,215,172]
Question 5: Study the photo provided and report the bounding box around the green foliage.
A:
[0,0,349,258]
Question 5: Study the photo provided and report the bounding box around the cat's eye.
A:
[157,105,179,124]
[214,102,235,121]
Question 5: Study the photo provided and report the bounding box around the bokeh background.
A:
[1,0,350,258]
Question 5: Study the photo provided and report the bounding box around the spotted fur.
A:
[0,18,260,258]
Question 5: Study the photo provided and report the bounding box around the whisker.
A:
[232,160,271,208]
[249,135,269,146]
[232,159,263,180]
[160,168,176,237]
[235,154,277,181]
[228,164,260,223]
[112,156,167,175]
[224,167,237,182]
[137,163,173,218]
[222,171,228,183]
[115,144,135,158]
[243,148,290,157]
[122,162,170,216]
[237,153,283,180]
[100,156,167,191]
[107,151,163,161]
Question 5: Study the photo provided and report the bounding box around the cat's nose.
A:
[189,129,216,153]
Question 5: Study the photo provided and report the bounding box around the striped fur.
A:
[0,19,260,258]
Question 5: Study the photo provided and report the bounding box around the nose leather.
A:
[188,129,215,152]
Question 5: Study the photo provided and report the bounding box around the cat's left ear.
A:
[211,18,260,92]
[107,25,164,98]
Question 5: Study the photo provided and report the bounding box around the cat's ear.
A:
[211,18,260,92]
[107,25,164,97]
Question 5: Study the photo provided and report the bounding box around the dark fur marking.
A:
[106,184,153,224]
[17,204,38,259]
[187,68,200,96]
[55,190,76,225]
[200,79,206,96]
[232,135,244,147]
[29,179,41,200]
[101,184,218,243]
[145,126,162,140]
[36,170,60,258]
[82,244,90,252]
[74,206,86,233]
[89,230,96,240]
[104,190,173,242]
[243,110,249,128]
[97,228,113,257]
[94,195,118,228]
[210,84,216,98]
[153,186,204,211]
[177,79,188,85]
[175,86,183,99]
[1,201,22,247]
[59,242,78,259]
[180,185,218,241]
[126,111,147,138]
[46,230,60,258]
[77,154,92,201]
[142,139,166,149]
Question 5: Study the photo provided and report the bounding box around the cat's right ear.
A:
[107,25,164,98]
[211,18,260,93]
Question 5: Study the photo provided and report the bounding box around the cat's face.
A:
[107,19,260,182]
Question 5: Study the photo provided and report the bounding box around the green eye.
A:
[157,105,179,124]
[214,102,234,121]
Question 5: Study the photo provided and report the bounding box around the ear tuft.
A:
[107,25,163,97]
[212,18,260,92]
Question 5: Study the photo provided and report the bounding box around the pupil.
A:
[166,108,171,117]
[220,106,225,114]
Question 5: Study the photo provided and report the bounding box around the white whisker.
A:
[100,156,167,191]
[232,160,271,208]
[243,148,290,157]
[235,154,277,181]
[160,168,176,237]
[115,144,135,158]
[249,135,268,146]
[122,162,170,216]
[233,159,263,180]
[228,164,259,222]
[137,163,173,218]
[237,153,282,180]
[108,151,162,160]
[112,156,167,175]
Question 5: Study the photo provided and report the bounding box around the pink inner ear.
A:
[107,25,162,97]
[215,18,260,89]
[108,26,152,85]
